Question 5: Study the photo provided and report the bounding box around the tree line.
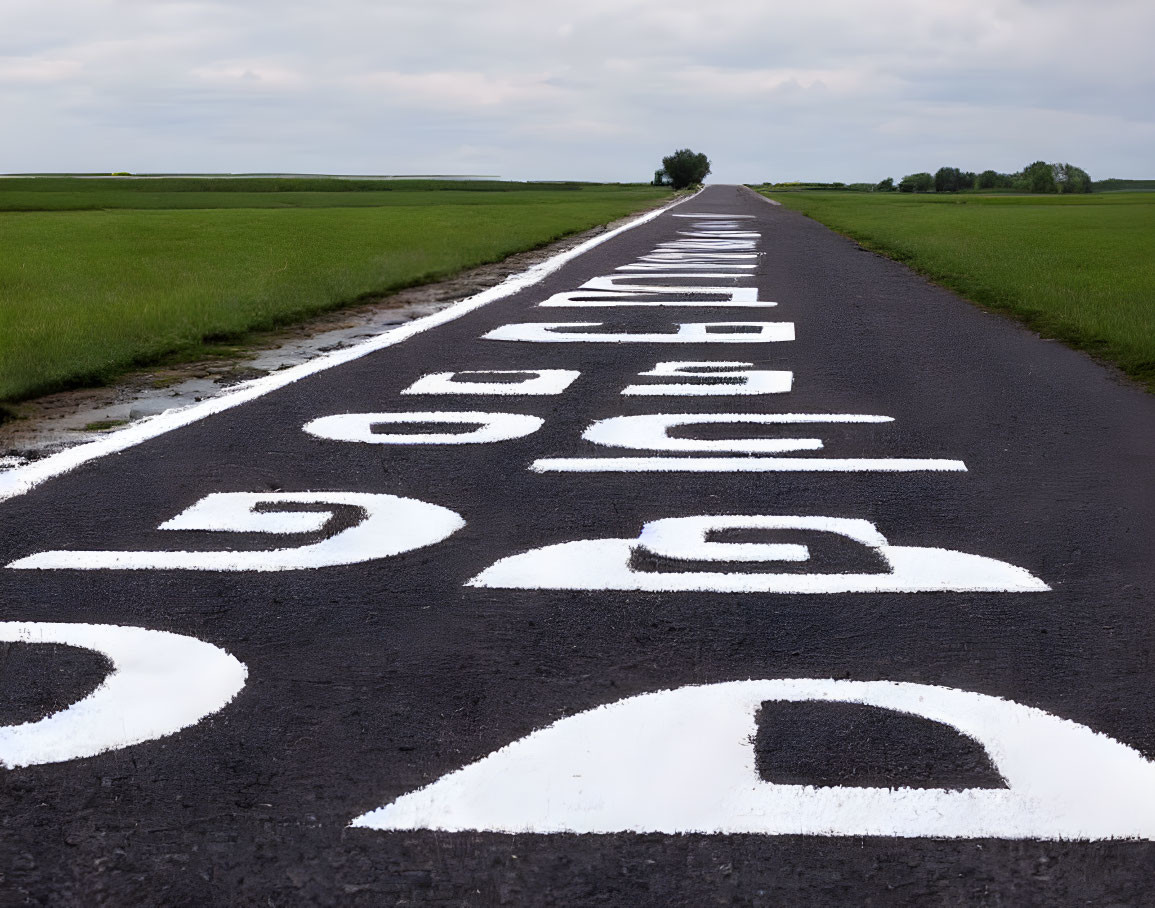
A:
[885,161,1092,194]
[761,161,1094,194]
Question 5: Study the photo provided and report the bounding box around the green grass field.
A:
[0,179,670,405]
[759,189,1155,388]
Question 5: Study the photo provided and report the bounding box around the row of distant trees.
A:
[876,161,1092,194]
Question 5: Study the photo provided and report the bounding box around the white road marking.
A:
[677,231,762,238]
[7,492,464,571]
[658,242,758,252]
[303,411,543,444]
[532,457,967,472]
[672,213,756,218]
[539,293,771,308]
[0,622,246,768]
[637,252,757,258]
[586,274,758,284]
[401,370,580,396]
[0,192,698,504]
[640,515,814,563]
[622,254,758,270]
[539,275,768,308]
[622,362,793,396]
[617,263,757,271]
[351,678,1154,838]
[583,413,892,453]
[483,322,795,344]
[467,514,1047,593]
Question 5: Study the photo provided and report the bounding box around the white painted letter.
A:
[483,322,794,344]
[467,515,1048,593]
[622,362,793,396]
[352,678,1155,839]
[583,413,891,454]
[401,370,580,396]
[538,275,768,308]
[8,492,464,571]
[0,622,246,768]
[304,411,543,444]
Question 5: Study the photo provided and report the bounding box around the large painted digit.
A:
[539,274,769,308]
[304,411,543,444]
[468,515,1048,593]
[583,412,892,453]
[621,362,793,396]
[0,622,246,768]
[352,678,1155,839]
[401,370,579,396]
[7,492,464,571]
[483,322,794,344]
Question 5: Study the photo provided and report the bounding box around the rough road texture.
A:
[1,185,1154,905]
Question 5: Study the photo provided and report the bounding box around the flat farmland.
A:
[760,190,1155,389]
[0,179,670,405]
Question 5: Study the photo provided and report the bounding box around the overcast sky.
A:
[2,0,1152,183]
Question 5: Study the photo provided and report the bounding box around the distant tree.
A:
[652,169,670,186]
[934,166,966,192]
[899,172,934,193]
[960,171,978,190]
[1023,160,1057,193]
[661,149,711,190]
[875,177,895,192]
[1067,165,1092,193]
[1053,162,1092,194]
[976,169,1000,190]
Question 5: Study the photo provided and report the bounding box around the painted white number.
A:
[351,678,1155,839]
[304,411,543,444]
[0,622,246,768]
[467,515,1048,593]
[658,240,757,252]
[7,492,464,571]
[618,259,756,272]
[583,412,892,453]
[539,274,770,308]
[401,370,580,396]
[483,322,794,344]
[621,362,793,396]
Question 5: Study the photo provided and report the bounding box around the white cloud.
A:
[346,70,564,110]
[191,63,304,88]
[0,57,82,83]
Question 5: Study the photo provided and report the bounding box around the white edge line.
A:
[0,191,698,505]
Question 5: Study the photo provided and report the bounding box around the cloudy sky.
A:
[1,0,1151,182]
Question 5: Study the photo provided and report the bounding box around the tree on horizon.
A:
[661,149,711,189]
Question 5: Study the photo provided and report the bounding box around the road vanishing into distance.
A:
[2,184,1155,904]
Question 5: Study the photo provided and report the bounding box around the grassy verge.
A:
[0,180,670,404]
[759,190,1155,389]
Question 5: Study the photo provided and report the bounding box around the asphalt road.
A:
[2,184,1154,905]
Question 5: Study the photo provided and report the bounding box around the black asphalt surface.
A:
[3,184,1155,905]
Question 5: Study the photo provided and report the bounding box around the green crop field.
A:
[758,189,1155,389]
[0,179,671,406]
